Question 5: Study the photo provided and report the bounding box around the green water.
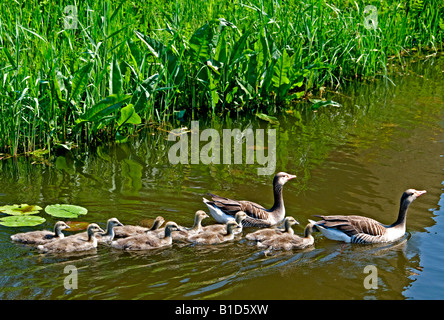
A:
[0,57,443,300]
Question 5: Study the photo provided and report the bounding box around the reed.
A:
[0,0,443,156]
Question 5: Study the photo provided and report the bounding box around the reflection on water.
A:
[0,57,443,300]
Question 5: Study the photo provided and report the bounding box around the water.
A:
[0,57,443,300]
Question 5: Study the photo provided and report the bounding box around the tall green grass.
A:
[0,0,443,156]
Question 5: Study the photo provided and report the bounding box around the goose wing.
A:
[207,193,270,221]
[314,215,386,237]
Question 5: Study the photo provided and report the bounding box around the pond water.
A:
[0,57,443,300]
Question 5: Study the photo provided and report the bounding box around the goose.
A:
[10,221,70,245]
[188,220,240,245]
[309,189,426,244]
[202,211,247,235]
[37,223,105,253]
[113,216,165,239]
[203,172,296,227]
[258,223,315,251]
[245,216,299,242]
[172,210,210,242]
[110,222,181,251]
[73,218,123,244]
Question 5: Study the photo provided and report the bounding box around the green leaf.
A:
[110,56,123,95]
[188,23,212,63]
[117,104,141,127]
[76,94,132,124]
[256,113,280,125]
[0,204,43,215]
[69,62,93,102]
[45,204,88,218]
[309,99,342,110]
[0,215,46,227]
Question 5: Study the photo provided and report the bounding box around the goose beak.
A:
[287,174,296,180]
[415,190,427,197]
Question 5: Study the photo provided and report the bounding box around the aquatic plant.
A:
[0,0,442,156]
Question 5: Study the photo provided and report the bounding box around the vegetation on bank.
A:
[0,0,443,157]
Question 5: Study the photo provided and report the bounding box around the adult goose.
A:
[188,220,240,245]
[37,223,105,253]
[203,172,296,227]
[245,216,299,242]
[309,189,426,244]
[113,216,165,239]
[202,211,247,235]
[258,223,315,251]
[10,221,70,245]
[110,222,181,251]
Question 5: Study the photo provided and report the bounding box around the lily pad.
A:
[65,221,89,231]
[45,204,88,218]
[0,204,43,215]
[0,215,46,227]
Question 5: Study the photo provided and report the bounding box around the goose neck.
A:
[390,197,413,229]
[270,181,285,217]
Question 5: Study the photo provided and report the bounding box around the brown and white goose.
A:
[309,189,426,244]
[110,222,181,251]
[245,216,299,242]
[10,221,70,245]
[258,223,315,251]
[188,220,240,245]
[37,223,105,253]
[113,216,165,239]
[203,172,296,227]
[202,211,247,235]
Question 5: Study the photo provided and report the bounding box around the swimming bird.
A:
[309,189,426,244]
[188,220,240,245]
[113,216,165,239]
[202,211,247,235]
[258,223,315,251]
[10,221,70,245]
[203,172,296,227]
[37,223,105,253]
[245,216,299,242]
[110,221,181,251]
[172,210,210,242]
[73,218,123,244]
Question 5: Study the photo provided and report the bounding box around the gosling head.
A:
[151,216,166,230]
[284,216,299,227]
[195,210,210,221]
[87,223,105,235]
[107,218,124,227]
[226,220,240,234]
[54,221,71,231]
[234,211,247,223]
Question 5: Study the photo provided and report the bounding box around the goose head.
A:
[284,216,299,228]
[54,221,71,237]
[164,221,182,233]
[401,189,427,204]
[151,216,166,230]
[234,211,247,224]
[274,172,296,187]
[106,218,124,229]
[87,223,105,237]
[195,210,210,222]
[226,220,241,234]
